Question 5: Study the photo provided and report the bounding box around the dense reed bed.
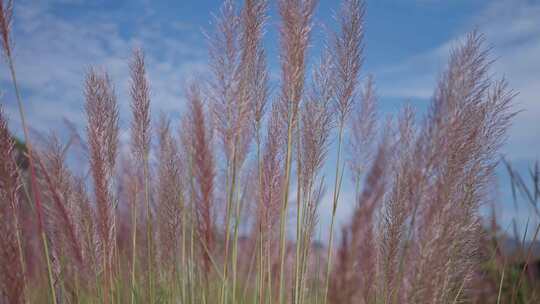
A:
[0,0,532,303]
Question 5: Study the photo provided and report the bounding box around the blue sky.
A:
[1,0,539,239]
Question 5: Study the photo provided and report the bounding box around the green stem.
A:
[267,234,273,304]
[299,178,315,304]
[131,185,138,304]
[257,225,264,304]
[188,153,196,304]
[294,122,303,304]
[278,110,295,304]
[143,155,154,303]
[220,158,231,304]
[42,232,58,304]
[324,122,345,304]
[231,150,240,303]
[10,199,28,304]
[220,143,238,304]
[181,194,187,304]
[255,123,264,304]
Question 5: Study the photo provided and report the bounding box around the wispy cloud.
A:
[1,0,209,135]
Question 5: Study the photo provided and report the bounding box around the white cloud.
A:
[1,0,209,137]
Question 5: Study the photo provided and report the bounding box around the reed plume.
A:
[209,0,248,165]
[37,135,84,267]
[0,0,12,59]
[332,0,365,124]
[129,49,152,162]
[408,32,515,303]
[35,134,85,301]
[128,47,154,302]
[35,135,88,302]
[156,115,184,276]
[240,0,269,133]
[185,83,216,278]
[277,0,315,122]
[84,68,119,301]
[348,74,377,198]
[73,176,100,279]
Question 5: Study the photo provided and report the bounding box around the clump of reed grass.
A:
[330,31,516,304]
[0,0,520,303]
